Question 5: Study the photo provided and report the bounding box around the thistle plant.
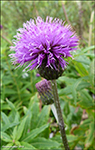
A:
[10,16,79,150]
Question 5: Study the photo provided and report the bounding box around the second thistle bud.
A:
[35,79,54,105]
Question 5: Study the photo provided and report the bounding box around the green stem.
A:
[51,80,70,150]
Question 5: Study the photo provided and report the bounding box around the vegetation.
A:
[1,1,95,150]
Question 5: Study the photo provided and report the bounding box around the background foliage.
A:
[1,1,95,150]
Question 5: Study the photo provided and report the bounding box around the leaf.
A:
[13,111,20,123]
[1,103,11,110]
[74,61,88,77]
[89,59,94,86]
[72,87,77,106]
[36,105,50,128]
[80,118,92,128]
[12,126,17,140]
[75,55,90,65]
[2,76,13,85]
[85,122,94,148]
[15,116,28,140]
[58,85,72,96]
[31,137,61,149]
[83,45,95,53]
[6,99,17,119]
[78,90,94,109]
[76,81,90,91]
[22,123,49,142]
[67,134,79,142]
[63,102,70,116]
[2,143,13,150]
[1,112,10,125]
[1,131,12,142]
[19,142,36,150]
[20,82,32,92]
[4,88,17,94]
[30,102,39,130]
[71,78,84,105]
[2,122,20,132]
[75,46,95,56]
[21,108,32,138]
[67,134,80,149]
[6,99,16,111]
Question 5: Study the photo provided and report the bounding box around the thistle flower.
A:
[35,79,54,105]
[0,25,3,29]
[10,16,79,80]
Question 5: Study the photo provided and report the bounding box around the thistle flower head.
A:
[0,25,3,29]
[35,79,54,105]
[10,16,79,80]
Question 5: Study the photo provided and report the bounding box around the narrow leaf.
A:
[20,142,36,149]
[1,131,12,142]
[1,112,10,124]
[22,124,49,142]
[2,122,19,132]
[85,122,94,148]
[36,105,50,128]
[2,143,13,150]
[15,116,28,140]
[31,137,61,149]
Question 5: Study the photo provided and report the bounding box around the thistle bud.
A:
[35,79,54,105]
[38,60,63,80]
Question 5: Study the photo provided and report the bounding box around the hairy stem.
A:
[51,80,70,150]
[1,34,13,45]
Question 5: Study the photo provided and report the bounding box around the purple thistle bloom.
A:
[0,25,3,29]
[36,73,40,77]
[10,16,79,79]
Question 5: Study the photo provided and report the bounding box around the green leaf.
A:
[19,142,36,149]
[1,103,11,110]
[78,90,94,109]
[15,116,28,140]
[21,108,32,138]
[31,137,61,149]
[1,131,12,142]
[2,122,20,132]
[89,59,94,86]
[20,82,32,92]
[72,87,77,106]
[4,88,17,94]
[67,134,80,149]
[36,105,50,128]
[63,102,70,116]
[67,134,79,142]
[1,112,10,125]
[58,85,72,96]
[80,118,92,128]
[12,126,17,140]
[74,61,88,77]
[2,143,13,150]
[75,55,90,65]
[6,99,16,111]
[76,81,90,91]
[22,123,49,142]
[30,102,39,130]
[82,45,95,53]
[6,99,17,119]
[13,111,20,123]
[72,78,83,105]
[2,76,13,85]
[85,122,94,148]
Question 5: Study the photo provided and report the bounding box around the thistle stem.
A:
[51,80,70,150]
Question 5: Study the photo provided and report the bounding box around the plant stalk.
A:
[51,80,70,150]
